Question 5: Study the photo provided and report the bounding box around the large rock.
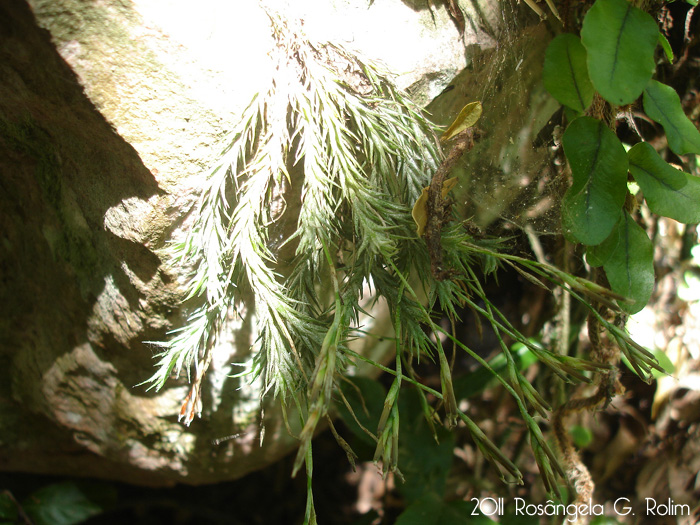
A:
[0,0,524,485]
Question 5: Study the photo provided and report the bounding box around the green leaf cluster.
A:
[543,0,700,314]
[0,482,115,525]
[396,493,493,525]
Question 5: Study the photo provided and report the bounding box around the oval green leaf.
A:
[570,425,594,448]
[628,142,700,223]
[619,347,674,379]
[597,212,654,314]
[586,240,614,268]
[543,34,594,113]
[396,492,496,525]
[643,80,700,155]
[581,0,658,105]
[650,348,675,379]
[0,492,18,521]
[398,389,454,502]
[561,116,629,245]
[23,482,115,525]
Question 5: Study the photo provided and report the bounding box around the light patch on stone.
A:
[104,196,152,243]
[283,0,467,93]
[64,411,83,425]
[131,0,275,115]
[90,274,144,345]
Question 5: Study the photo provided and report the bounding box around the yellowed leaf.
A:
[440,101,482,142]
[412,177,459,236]
[441,177,458,198]
[412,186,430,236]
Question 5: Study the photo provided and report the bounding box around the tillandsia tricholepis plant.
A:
[145,4,668,519]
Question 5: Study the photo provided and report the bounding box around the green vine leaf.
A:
[543,33,594,113]
[628,142,700,223]
[0,492,18,522]
[588,212,654,314]
[22,482,115,525]
[398,389,454,503]
[581,0,658,105]
[585,235,614,268]
[561,116,629,246]
[623,348,675,380]
[396,492,495,525]
[643,80,700,155]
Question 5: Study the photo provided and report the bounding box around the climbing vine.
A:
[540,0,700,518]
